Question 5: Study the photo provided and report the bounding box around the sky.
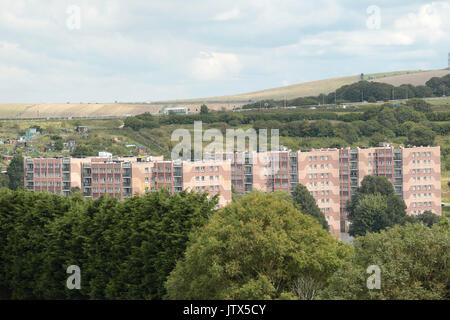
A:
[0,0,449,103]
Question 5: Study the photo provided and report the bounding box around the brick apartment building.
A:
[24,145,441,239]
[24,153,233,209]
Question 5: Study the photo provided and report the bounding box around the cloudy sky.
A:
[1,0,449,103]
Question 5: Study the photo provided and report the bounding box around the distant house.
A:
[137,145,146,153]
[64,140,77,152]
[162,107,189,115]
[27,128,38,136]
[76,126,89,133]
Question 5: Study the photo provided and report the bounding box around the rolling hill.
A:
[1,69,449,119]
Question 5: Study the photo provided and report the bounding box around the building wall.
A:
[402,146,441,216]
[88,161,124,199]
[298,149,341,239]
[69,158,87,189]
[252,152,269,192]
[131,161,156,195]
[182,160,232,208]
[24,157,64,194]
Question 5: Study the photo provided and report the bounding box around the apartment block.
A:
[205,145,441,239]
[24,154,232,209]
[298,149,341,237]
[24,145,442,240]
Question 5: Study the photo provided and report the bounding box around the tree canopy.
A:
[347,176,407,237]
[320,222,449,300]
[7,154,24,190]
[292,184,329,230]
[164,192,351,300]
[0,188,216,299]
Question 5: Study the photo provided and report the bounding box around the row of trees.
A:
[243,75,450,108]
[1,182,447,300]
[0,188,216,299]
[345,175,446,236]
[254,100,444,146]
[123,99,447,148]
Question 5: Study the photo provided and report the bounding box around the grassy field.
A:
[157,70,450,104]
[0,104,32,117]
[372,69,450,87]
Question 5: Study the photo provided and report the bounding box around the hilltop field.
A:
[1,69,449,119]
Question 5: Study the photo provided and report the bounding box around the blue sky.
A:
[0,0,449,103]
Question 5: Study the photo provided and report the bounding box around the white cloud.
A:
[0,0,448,102]
[394,2,450,44]
[191,51,241,80]
[212,7,241,21]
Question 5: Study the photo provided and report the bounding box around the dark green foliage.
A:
[7,154,24,190]
[165,192,351,300]
[405,98,432,113]
[0,175,9,188]
[347,176,408,237]
[0,189,216,300]
[71,144,95,157]
[413,210,442,227]
[124,113,160,131]
[292,184,329,230]
[407,125,436,146]
[320,223,449,300]
[200,104,209,114]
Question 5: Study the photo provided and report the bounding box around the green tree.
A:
[377,107,398,130]
[1,190,71,299]
[310,119,333,137]
[54,139,64,151]
[395,105,426,124]
[7,154,24,190]
[200,104,209,114]
[405,99,432,113]
[164,192,351,300]
[103,190,216,300]
[333,123,359,144]
[407,125,435,146]
[347,176,407,237]
[0,174,9,188]
[369,133,386,147]
[413,210,442,227]
[71,144,95,157]
[292,184,329,230]
[320,223,449,300]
